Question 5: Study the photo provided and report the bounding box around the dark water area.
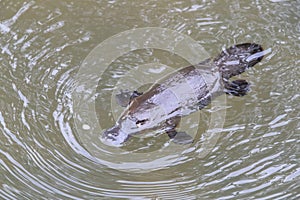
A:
[0,0,299,199]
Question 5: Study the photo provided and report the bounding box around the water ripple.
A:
[0,0,299,199]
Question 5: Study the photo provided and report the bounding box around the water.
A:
[0,0,299,199]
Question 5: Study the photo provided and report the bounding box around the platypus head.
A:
[101,125,129,147]
[215,43,264,79]
[101,112,150,146]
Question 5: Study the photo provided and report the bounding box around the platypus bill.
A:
[102,43,265,147]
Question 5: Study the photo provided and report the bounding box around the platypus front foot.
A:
[167,131,194,145]
[115,89,143,107]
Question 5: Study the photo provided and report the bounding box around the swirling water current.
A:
[0,0,299,199]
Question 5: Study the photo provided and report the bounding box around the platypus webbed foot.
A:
[115,90,143,107]
[224,79,250,96]
[167,131,193,145]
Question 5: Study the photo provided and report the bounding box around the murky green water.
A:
[0,0,299,199]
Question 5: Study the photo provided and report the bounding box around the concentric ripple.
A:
[0,1,299,199]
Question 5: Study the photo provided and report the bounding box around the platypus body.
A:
[102,43,265,146]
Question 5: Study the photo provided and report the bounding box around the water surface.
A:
[0,0,299,199]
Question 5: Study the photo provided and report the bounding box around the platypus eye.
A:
[136,119,148,127]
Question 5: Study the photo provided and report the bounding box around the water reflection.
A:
[0,0,299,199]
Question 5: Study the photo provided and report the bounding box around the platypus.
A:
[101,43,265,146]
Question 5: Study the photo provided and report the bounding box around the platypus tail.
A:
[214,43,264,79]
